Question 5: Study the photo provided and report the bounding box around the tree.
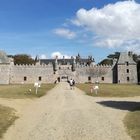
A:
[107,52,120,59]
[98,52,120,65]
[99,59,113,65]
[13,54,35,65]
[132,53,140,83]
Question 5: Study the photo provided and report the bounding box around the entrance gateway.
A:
[57,76,68,82]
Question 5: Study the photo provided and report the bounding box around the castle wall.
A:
[10,64,56,84]
[117,64,137,84]
[8,64,113,84]
[75,65,113,83]
[0,64,10,84]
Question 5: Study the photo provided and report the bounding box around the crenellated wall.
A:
[9,64,55,84]
[2,63,113,84]
[75,65,113,83]
[0,51,138,84]
[0,64,10,84]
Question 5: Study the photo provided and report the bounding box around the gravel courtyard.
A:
[1,82,139,140]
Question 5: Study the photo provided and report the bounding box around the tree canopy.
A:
[98,59,113,65]
[107,52,120,59]
[13,54,35,65]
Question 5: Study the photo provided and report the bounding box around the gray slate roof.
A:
[0,51,10,64]
[40,58,91,65]
[117,52,136,65]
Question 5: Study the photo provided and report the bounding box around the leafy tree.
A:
[98,52,120,65]
[107,52,120,59]
[99,59,113,65]
[133,54,140,83]
[13,54,35,65]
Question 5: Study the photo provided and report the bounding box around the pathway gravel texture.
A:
[1,82,140,140]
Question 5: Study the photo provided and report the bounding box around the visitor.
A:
[54,79,58,84]
[69,79,73,90]
[72,79,75,89]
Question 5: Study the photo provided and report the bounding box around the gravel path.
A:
[2,82,139,140]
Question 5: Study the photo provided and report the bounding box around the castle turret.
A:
[117,52,137,84]
[72,57,76,71]
[53,56,58,72]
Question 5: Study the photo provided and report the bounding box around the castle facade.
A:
[0,51,138,84]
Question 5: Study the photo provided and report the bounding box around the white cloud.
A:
[73,0,140,52]
[53,28,76,39]
[51,51,71,59]
[124,40,140,53]
[95,37,124,48]
[40,54,47,59]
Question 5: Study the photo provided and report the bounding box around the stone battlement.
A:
[0,50,138,84]
[14,63,53,68]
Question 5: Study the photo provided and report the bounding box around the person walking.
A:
[69,79,73,90]
[72,79,75,89]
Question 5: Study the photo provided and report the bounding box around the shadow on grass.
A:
[97,101,140,111]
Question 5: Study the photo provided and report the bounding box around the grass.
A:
[76,83,140,97]
[124,107,140,140]
[0,84,55,99]
[0,105,18,138]
[0,84,55,137]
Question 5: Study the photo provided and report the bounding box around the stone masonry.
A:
[0,50,138,84]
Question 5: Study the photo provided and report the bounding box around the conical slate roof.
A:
[117,52,136,65]
[0,51,10,64]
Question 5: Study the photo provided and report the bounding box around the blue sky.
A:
[0,0,140,62]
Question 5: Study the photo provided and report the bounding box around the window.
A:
[126,62,129,66]
[101,77,104,81]
[24,76,27,81]
[127,69,129,73]
[57,77,60,82]
[127,77,130,81]
[39,76,42,81]
[88,76,91,81]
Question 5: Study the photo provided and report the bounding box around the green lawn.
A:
[0,84,55,99]
[0,83,55,137]
[124,107,140,140]
[0,105,18,138]
[76,83,140,97]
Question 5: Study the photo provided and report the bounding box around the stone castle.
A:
[0,51,138,84]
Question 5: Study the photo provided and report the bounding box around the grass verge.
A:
[124,107,140,140]
[0,84,55,99]
[0,105,18,138]
[76,83,140,97]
